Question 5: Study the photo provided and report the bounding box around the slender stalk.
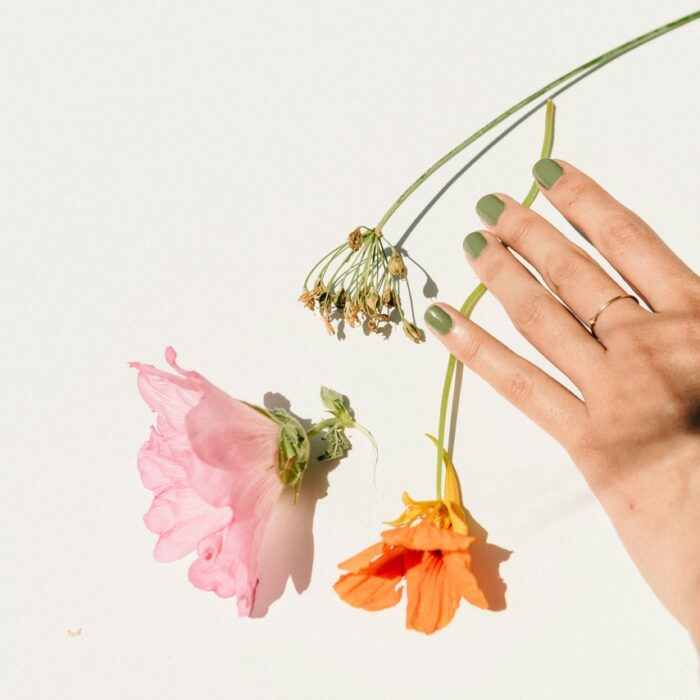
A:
[434,99,557,498]
[377,11,699,233]
[303,242,347,289]
[435,284,487,497]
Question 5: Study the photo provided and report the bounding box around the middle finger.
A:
[476,193,648,337]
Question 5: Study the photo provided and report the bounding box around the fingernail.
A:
[476,194,505,225]
[424,305,452,335]
[532,158,563,189]
[463,231,487,260]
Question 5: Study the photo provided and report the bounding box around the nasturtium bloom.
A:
[334,441,488,634]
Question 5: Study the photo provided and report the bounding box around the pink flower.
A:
[130,347,289,616]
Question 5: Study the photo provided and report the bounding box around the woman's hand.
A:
[424,159,700,646]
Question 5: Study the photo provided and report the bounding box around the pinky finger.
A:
[424,303,587,450]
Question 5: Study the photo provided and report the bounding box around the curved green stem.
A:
[377,11,699,233]
[434,99,557,498]
[435,284,487,497]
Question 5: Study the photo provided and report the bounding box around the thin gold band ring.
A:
[588,294,640,339]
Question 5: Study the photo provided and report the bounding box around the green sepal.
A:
[316,386,355,462]
[267,408,310,496]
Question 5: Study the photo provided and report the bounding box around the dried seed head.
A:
[321,308,335,336]
[332,288,346,310]
[347,228,363,252]
[402,320,423,343]
[345,303,360,327]
[382,282,392,307]
[366,286,380,313]
[389,250,407,278]
[298,287,316,310]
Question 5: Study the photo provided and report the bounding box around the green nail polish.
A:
[463,231,487,260]
[424,305,452,335]
[532,158,563,189]
[476,194,505,225]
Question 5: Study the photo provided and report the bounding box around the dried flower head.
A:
[300,226,422,341]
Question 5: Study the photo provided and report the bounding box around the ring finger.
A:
[461,228,604,390]
[475,193,649,341]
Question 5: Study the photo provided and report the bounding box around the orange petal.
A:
[338,541,385,572]
[404,551,461,634]
[443,551,489,609]
[382,520,473,552]
[334,547,406,612]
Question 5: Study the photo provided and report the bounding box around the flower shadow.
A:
[251,392,343,618]
[463,508,512,612]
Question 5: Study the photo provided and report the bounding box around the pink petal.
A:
[146,487,232,563]
[131,348,285,615]
[137,427,186,492]
[188,467,281,615]
[137,425,232,562]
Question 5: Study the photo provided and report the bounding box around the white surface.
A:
[2,1,699,698]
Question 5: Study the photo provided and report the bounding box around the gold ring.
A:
[588,294,639,339]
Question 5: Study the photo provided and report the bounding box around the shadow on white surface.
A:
[251,392,342,617]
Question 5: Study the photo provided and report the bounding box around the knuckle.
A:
[602,213,648,253]
[505,212,538,248]
[458,331,485,367]
[512,293,552,334]
[479,251,509,287]
[557,176,590,208]
[504,368,532,403]
[544,249,589,294]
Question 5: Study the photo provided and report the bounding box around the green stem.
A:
[376,10,699,233]
[303,242,347,289]
[435,284,487,497]
[306,418,336,440]
[434,99,557,499]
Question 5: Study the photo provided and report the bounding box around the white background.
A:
[2,1,699,698]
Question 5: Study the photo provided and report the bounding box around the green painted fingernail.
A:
[532,158,563,189]
[424,305,452,335]
[476,194,505,225]
[463,231,487,260]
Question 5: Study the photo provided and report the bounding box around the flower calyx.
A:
[267,409,311,496]
[386,435,469,535]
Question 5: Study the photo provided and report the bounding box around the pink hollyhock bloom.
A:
[130,347,301,616]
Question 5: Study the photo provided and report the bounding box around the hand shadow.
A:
[250,392,342,618]
[463,508,512,611]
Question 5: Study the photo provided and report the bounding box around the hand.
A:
[424,159,700,647]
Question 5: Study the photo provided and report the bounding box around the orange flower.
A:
[334,519,488,634]
[334,441,490,634]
